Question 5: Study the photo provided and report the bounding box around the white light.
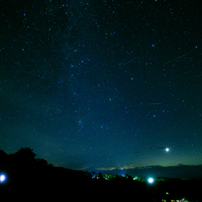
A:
[165,148,170,152]
[147,177,154,184]
[0,174,6,183]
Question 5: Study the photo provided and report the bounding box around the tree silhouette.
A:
[0,150,9,172]
[14,147,36,164]
[35,158,49,167]
[98,172,104,180]
[125,174,133,181]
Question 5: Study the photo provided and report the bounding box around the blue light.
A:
[0,174,6,183]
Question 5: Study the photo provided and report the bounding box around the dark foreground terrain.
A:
[0,148,201,201]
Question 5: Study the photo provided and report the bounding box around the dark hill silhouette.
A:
[0,149,8,157]
[0,147,201,201]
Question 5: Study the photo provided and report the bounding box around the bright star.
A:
[165,148,170,152]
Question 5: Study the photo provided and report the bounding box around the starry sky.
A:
[0,0,202,177]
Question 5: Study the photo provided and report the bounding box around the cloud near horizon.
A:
[96,166,117,171]
[96,163,137,171]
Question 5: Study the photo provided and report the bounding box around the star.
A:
[165,148,170,152]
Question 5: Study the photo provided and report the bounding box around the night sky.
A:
[1,0,201,178]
